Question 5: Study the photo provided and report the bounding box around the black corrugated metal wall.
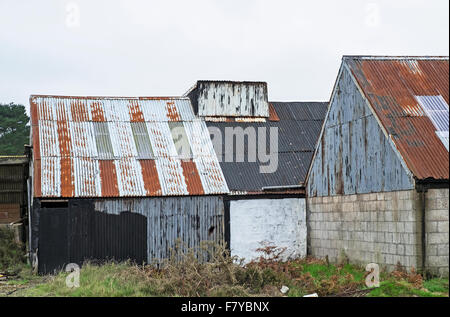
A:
[37,200,147,274]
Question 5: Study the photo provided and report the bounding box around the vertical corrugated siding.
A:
[307,66,414,197]
[195,81,269,117]
[37,204,148,274]
[0,162,27,206]
[94,196,225,263]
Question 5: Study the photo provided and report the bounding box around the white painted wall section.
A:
[230,198,306,263]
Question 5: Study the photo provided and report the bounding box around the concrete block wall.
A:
[307,188,449,276]
[425,188,449,277]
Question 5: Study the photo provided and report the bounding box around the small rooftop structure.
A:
[185,80,269,118]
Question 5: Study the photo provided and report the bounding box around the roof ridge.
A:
[343,55,449,61]
[30,95,189,100]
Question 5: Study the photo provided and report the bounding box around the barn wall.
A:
[307,66,414,197]
[229,198,306,263]
[307,188,449,277]
[95,196,225,264]
[307,190,423,272]
[425,188,449,277]
[32,196,225,274]
[0,158,28,224]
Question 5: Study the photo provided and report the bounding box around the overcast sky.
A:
[1,0,448,114]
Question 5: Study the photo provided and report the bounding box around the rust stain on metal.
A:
[99,160,119,197]
[181,161,204,195]
[91,101,106,122]
[346,57,449,180]
[70,100,90,121]
[139,160,162,196]
[57,119,74,197]
[56,121,71,157]
[32,125,40,160]
[34,160,42,197]
[30,97,39,125]
[128,100,145,122]
[269,103,280,122]
[60,158,74,197]
[166,101,181,121]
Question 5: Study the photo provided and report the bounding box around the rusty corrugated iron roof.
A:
[344,56,449,181]
[30,96,229,198]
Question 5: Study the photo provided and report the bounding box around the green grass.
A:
[0,227,26,273]
[20,262,154,297]
[423,278,449,294]
[2,245,448,298]
[8,262,448,298]
[368,280,447,297]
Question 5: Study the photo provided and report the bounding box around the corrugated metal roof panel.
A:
[30,96,229,198]
[345,56,449,180]
[206,102,328,192]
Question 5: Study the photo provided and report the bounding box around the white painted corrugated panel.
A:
[39,121,60,157]
[194,156,229,195]
[140,100,171,122]
[146,122,178,158]
[41,157,61,197]
[109,122,138,158]
[114,158,146,197]
[69,122,98,158]
[196,82,269,117]
[154,157,189,196]
[73,157,101,197]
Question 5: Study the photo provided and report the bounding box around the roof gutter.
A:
[262,185,305,191]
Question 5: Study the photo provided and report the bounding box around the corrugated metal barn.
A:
[0,155,29,244]
[306,56,449,277]
[0,156,28,225]
[29,95,229,273]
[186,81,328,262]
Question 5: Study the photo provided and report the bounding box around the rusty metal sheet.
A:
[30,96,228,198]
[345,56,449,180]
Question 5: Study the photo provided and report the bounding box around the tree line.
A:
[0,103,30,155]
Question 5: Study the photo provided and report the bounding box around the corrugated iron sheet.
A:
[307,65,415,197]
[344,56,449,180]
[206,102,328,192]
[30,96,229,198]
[187,81,270,117]
[94,196,225,264]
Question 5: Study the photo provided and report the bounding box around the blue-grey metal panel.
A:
[307,67,414,197]
[94,196,225,264]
